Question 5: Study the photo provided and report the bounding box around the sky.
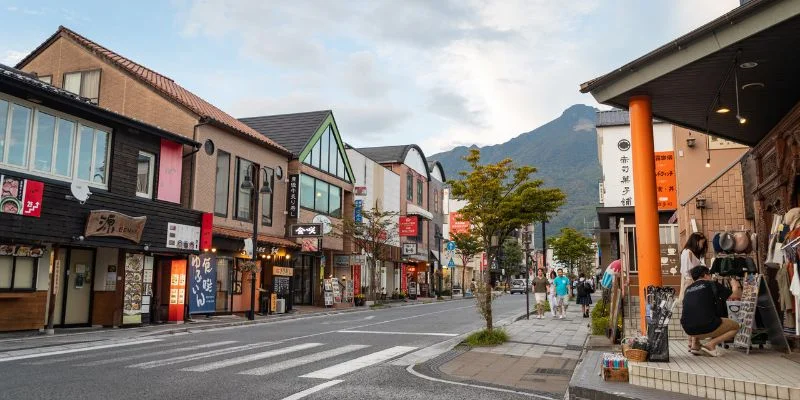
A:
[0,0,739,156]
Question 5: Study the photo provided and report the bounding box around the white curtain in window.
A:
[12,258,34,289]
[137,155,151,194]
[63,73,81,95]
[81,70,101,101]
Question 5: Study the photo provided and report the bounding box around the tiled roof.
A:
[240,110,331,156]
[355,145,414,164]
[16,26,288,154]
[212,226,299,248]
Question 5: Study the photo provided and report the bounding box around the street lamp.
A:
[434,231,443,299]
[240,165,272,321]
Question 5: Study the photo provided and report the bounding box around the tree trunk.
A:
[483,253,494,331]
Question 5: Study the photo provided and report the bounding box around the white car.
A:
[509,279,527,294]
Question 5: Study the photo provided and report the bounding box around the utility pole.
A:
[541,220,547,272]
[523,226,531,319]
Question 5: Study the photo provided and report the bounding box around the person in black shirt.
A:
[680,266,742,357]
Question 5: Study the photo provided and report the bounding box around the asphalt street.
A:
[0,295,538,400]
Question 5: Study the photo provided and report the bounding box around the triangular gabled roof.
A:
[16,26,289,154]
[356,144,432,180]
[240,110,331,156]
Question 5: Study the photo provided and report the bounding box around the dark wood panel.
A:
[91,291,116,327]
[0,291,47,331]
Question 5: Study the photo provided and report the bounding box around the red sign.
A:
[1,175,44,217]
[168,260,187,322]
[401,264,408,293]
[157,139,183,203]
[353,265,361,295]
[200,213,213,251]
[399,216,418,237]
[449,212,470,234]
[654,151,677,210]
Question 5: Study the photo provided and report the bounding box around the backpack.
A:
[577,280,593,296]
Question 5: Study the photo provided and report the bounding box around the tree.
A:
[500,238,524,280]
[449,231,483,295]
[336,205,399,303]
[548,227,595,277]
[449,149,566,330]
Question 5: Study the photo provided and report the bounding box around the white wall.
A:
[404,148,429,177]
[599,123,673,207]
[346,148,401,247]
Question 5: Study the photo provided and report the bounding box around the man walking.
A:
[553,268,571,319]
[531,269,550,319]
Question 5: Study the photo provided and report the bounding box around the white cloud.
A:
[1,50,26,66]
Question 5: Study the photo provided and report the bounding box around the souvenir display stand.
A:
[732,274,791,354]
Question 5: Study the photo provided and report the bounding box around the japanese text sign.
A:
[291,223,323,237]
[399,216,418,237]
[354,199,363,223]
[654,151,677,210]
[449,212,470,234]
[1,174,44,217]
[287,174,299,218]
[85,210,146,243]
[188,254,216,314]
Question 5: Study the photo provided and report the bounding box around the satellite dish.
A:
[70,181,92,204]
[312,214,333,234]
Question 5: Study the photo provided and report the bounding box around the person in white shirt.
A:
[678,232,708,351]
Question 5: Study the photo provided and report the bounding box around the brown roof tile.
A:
[18,26,288,154]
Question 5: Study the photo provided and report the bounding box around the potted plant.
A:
[354,294,366,306]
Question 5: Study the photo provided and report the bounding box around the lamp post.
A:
[240,164,272,321]
[523,227,532,319]
[434,231,443,299]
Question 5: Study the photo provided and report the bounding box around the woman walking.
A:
[575,273,594,318]
[548,270,558,317]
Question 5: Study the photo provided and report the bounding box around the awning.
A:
[579,1,800,148]
[406,204,433,220]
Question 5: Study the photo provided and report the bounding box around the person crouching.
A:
[680,266,742,357]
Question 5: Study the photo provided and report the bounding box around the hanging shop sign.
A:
[654,151,677,210]
[157,139,183,203]
[291,223,323,237]
[167,222,201,250]
[287,174,299,218]
[354,186,367,196]
[302,238,320,253]
[399,216,418,237]
[0,174,44,217]
[122,253,144,325]
[85,211,146,243]
[354,199,363,223]
[334,255,350,267]
[402,243,417,256]
[449,212,470,234]
[189,254,216,314]
[200,212,213,250]
[0,244,45,257]
[273,266,294,276]
[353,264,361,295]
[168,259,187,322]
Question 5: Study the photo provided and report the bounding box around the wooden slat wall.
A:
[0,292,47,331]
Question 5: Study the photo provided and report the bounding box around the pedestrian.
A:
[680,266,742,357]
[469,278,476,294]
[553,268,571,319]
[574,272,594,318]
[548,270,558,317]
[531,268,550,319]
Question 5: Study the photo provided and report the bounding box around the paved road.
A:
[0,295,537,400]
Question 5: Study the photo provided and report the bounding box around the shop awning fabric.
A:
[212,226,299,248]
[580,0,800,148]
[406,204,433,220]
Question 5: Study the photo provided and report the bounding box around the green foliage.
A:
[448,148,566,331]
[464,328,509,347]
[592,317,610,335]
[548,227,595,275]
[430,104,600,248]
[591,298,609,319]
[591,301,621,336]
[450,232,484,294]
[500,238,524,276]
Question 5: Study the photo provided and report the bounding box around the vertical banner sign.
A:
[654,151,677,210]
[399,216,418,237]
[287,174,299,218]
[354,199,363,223]
[401,264,408,293]
[157,139,183,203]
[189,254,217,314]
[353,264,361,295]
[122,253,145,325]
[1,175,44,217]
[200,212,213,251]
[168,260,187,322]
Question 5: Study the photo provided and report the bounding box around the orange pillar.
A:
[629,95,662,333]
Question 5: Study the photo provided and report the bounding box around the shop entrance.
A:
[53,248,95,326]
[293,255,316,305]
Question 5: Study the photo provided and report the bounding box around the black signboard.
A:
[287,174,299,218]
[274,276,291,295]
[290,223,323,237]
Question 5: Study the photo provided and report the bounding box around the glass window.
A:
[316,180,329,214]
[7,104,31,167]
[235,157,253,221]
[33,112,56,172]
[92,130,109,184]
[320,130,330,173]
[261,167,274,226]
[0,256,36,291]
[433,190,438,212]
[54,119,75,176]
[300,174,315,210]
[63,73,81,95]
[63,70,101,104]
[214,151,230,216]
[0,257,10,289]
[38,76,52,85]
[136,151,155,198]
[406,173,414,200]
[417,179,423,205]
[312,137,322,169]
[329,185,341,218]
[0,100,7,157]
[76,126,94,181]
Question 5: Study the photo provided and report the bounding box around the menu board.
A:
[333,280,342,303]
[166,223,201,250]
[123,254,145,319]
[734,274,759,349]
[274,276,290,295]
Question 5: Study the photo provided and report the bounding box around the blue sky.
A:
[0,0,739,155]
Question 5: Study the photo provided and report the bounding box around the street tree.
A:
[449,149,566,331]
[449,231,483,295]
[500,238,524,281]
[336,205,399,303]
[548,227,595,277]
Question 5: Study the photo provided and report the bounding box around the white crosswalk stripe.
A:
[180,343,323,372]
[0,339,163,363]
[300,346,417,379]
[128,342,275,369]
[79,341,238,366]
[25,340,200,365]
[239,344,369,376]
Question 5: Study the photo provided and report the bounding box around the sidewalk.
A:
[438,299,591,397]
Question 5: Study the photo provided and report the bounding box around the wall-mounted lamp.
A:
[686,138,696,148]
[696,198,707,209]
[143,243,151,252]
[211,248,217,253]
[72,235,85,242]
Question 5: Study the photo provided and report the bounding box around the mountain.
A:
[430,104,600,248]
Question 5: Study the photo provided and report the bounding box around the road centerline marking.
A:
[281,380,344,400]
[300,346,416,379]
[337,330,457,337]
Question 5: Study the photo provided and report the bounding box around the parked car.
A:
[510,279,527,294]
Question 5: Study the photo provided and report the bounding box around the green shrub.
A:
[592,299,609,319]
[592,316,609,335]
[464,328,509,347]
